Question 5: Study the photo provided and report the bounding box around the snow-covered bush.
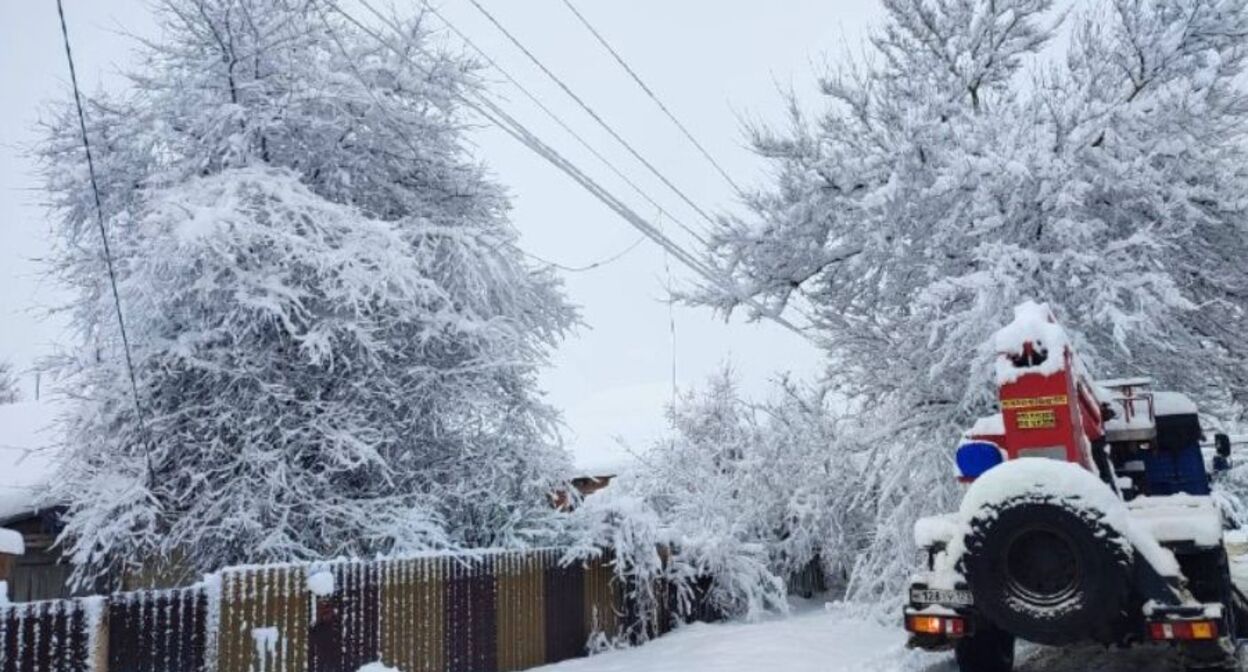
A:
[39,0,575,585]
[568,369,855,629]
[693,0,1248,603]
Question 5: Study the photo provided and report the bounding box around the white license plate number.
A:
[910,588,973,606]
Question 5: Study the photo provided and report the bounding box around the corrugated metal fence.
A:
[0,549,673,672]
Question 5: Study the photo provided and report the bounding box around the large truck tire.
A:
[955,621,1015,672]
[961,496,1132,646]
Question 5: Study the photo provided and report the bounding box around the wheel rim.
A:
[1003,526,1081,607]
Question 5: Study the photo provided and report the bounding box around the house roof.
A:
[0,400,65,524]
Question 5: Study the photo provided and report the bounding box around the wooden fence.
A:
[0,549,673,672]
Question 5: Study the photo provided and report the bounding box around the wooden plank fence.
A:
[0,549,672,672]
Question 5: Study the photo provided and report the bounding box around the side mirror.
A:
[1216,433,1233,458]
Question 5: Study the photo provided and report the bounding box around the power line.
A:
[329,0,813,340]
[413,0,707,255]
[56,0,154,478]
[557,0,744,196]
[320,6,649,276]
[459,0,718,243]
[522,236,646,273]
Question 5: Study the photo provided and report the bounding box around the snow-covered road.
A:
[532,600,1197,672]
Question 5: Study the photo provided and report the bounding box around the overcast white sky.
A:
[0,1,883,471]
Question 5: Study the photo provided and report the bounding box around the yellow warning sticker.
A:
[1000,395,1068,410]
[1016,409,1058,429]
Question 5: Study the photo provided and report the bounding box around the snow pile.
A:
[0,581,7,605]
[993,301,1071,384]
[924,459,1180,582]
[0,528,24,555]
[306,570,335,597]
[357,664,400,672]
[913,514,961,549]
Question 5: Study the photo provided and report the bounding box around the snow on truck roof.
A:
[993,301,1073,385]
[0,400,65,523]
[1152,391,1198,417]
[1096,377,1154,389]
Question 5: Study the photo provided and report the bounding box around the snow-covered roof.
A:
[1097,377,1154,390]
[1153,391,1198,417]
[0,528,24,555]
[0,401,66,523]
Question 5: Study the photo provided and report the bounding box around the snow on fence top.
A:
[993,300,1072,385]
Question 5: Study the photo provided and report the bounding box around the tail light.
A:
[1147,620,1218,641]
[906,614,967,637]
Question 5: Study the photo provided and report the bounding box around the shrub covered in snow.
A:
[39,0,575,585]
[567,369,858,630]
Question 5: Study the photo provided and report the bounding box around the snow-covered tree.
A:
[0,361,19,405]
[40,0,576,584]
[695,0,1248,602]
[570,368,857,624]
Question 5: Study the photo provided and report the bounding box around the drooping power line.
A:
[557,0,744,196]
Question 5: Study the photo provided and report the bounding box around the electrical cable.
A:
[56,0,155,481]
[321,7,646,276]
[327,0,814,341]
[558,0,744,196]
[460,0,717,244]
[415,0,707,250]
[522,236,646,273]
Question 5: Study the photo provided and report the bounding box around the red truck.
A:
[905,301,1247,671]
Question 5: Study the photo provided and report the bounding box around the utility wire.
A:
[657,209,678,409]
[558,0,744,196]
[330,0,813,340]
[415,0,707,255]
[460,0,718,243]
[56,0,154,480]
[523,236,646,273]
[321,6,646,276]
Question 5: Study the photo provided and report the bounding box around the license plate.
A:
[910,588,974,606]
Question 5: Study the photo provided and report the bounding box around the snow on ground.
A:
[531,599,1191,672]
